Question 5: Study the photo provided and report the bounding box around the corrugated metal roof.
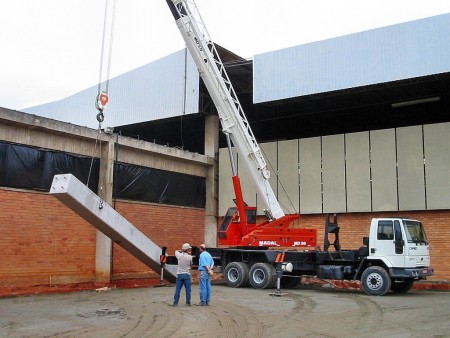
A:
[24,49,199,129]
[254,13,450,103]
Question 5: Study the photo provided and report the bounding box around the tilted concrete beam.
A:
[49,174,177,282]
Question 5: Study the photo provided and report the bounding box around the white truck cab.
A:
[368,218,431,269]
[360,218,433,295]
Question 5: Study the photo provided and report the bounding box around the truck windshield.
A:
[403,220,428,244]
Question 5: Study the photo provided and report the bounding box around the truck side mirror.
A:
[362,237,369,247]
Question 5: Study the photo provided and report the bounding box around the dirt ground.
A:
[0,281,449,338]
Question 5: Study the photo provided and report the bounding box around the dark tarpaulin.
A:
[0,141,99,192]
[0,141,205,208]
[114,162,206,208]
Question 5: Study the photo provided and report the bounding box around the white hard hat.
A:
[182,243,191,251]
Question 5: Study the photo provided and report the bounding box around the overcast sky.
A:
[1,0,449,110]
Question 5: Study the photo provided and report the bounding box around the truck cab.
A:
[368,218,431,268]
[361,218,433,295]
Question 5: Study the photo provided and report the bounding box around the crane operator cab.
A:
[218,205,257,246]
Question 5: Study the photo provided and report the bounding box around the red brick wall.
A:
[0,189,96,287]
[0,188,205,288]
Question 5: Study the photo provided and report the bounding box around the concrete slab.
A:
[49,174,177,282]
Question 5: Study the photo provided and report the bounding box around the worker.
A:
[196,244,214,306]
[173,243,193,306]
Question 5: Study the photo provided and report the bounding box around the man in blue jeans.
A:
[196,243,214,306]
[173,243,193,306]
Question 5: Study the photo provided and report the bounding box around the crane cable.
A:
[87,0,117,191]
[95,0,117,124]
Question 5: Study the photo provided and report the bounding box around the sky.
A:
[1,0,450,111]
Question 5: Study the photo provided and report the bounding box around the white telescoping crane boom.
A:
[166,0,285,220]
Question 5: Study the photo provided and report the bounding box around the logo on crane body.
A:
[259,241,279,246]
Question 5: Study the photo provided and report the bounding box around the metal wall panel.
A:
[278,139,299,214]
[218,148,235,216]
[370,129,398,211]
[299,137,322,214]
[424,122,450,209]
[397,126,426,210]
[219,123,450,216]
[322,134,346,212]
[346,132,371,212]
[257,143,278,215]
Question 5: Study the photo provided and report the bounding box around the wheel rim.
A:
[228,268,239,283]
[252,269,266,284]
[366,272,383,290]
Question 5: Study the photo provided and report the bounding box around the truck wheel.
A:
[249,263,275,289]
[361,266,391,296]
[391,280,414,293]
[224,262,249,288]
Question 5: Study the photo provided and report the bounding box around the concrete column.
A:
[95,134,115,283]
[204,115,219,246]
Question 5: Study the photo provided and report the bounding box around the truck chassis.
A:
[199,244,432,296]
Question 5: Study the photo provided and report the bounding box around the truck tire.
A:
[361,266,391,296]
[391,280,414,293]
[249,263,275,289]
[224,262,249,288]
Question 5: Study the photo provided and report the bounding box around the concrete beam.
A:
[204,115,219,246]
[0,108,214,174]
[49,174,177,282]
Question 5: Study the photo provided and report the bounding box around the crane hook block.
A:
[95,91,109,111]
[96,112,105,123]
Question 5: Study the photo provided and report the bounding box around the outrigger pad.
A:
[49,174,177,282]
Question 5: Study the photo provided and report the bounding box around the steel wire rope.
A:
[87,0,116,201]
[97,0,117,96]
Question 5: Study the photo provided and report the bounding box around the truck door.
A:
[372,220,405,267]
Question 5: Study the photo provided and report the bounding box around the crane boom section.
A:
[166,0,284,219]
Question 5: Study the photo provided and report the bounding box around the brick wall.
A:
[1,187,447,289]
[0,188,205,288]
[0,189,96,287]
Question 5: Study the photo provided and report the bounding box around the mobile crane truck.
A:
[165,0,433,296]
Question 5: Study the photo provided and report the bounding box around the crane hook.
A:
[95,91,108,123]
[96,111,105,123]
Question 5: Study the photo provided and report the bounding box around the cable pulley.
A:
[96,91,109,111]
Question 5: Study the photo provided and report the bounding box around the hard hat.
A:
[182,243,191,251]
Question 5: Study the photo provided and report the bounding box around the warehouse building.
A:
[1,14,449,291]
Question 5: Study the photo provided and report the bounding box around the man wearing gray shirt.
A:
[172,243,193,306]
